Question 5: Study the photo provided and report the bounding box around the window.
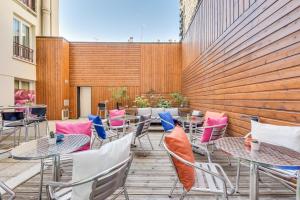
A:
[13,19,20,44]
[14,79,35,105]
[13,17,33,62]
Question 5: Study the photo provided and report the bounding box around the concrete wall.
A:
[180,0,199,36]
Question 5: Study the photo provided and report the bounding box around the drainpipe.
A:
[42,0,51,36]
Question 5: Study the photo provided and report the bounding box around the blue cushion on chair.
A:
[159,112,175,132]
[88,115,106,139]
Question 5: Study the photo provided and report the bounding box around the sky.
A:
[59,0,180,42]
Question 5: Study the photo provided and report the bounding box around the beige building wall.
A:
[0,0,59,106]
[180,0,199,37]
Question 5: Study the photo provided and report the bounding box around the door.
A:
[79,87,91,118]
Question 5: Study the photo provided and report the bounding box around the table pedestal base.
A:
[249,162,258,200]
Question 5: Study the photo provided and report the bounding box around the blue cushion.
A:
[159,112,175,131]
[88,114,106,139]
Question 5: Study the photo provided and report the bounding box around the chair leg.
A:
[204,146,212,163]
[123,187,129,200]
[235,158,241,193]
[38,159,45,200]
[91,136,96,149]
[146,133,154,150]
[37,122,41,138]
[34,123,37,139]
[46,120,49,135]
[227,156,231,166]
[18,128,21,145]
[138,138,146,157]
[169,178,178,198]
[179,190,187,200]
[159,132,166,146]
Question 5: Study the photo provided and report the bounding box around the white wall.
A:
[0,75,14,106]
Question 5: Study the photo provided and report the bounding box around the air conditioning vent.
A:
[61,109,69,120]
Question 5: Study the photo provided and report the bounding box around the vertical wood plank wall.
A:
[35,42,181,119]
[69,43,181,117]
[36,37,69,120]
[182,0,300,136]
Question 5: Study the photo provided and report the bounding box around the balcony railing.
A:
[13,42,34,63]
[20,0,35,12]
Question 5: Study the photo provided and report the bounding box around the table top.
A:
[11,134,90,160]
[215,137,300,170]
[178,116,203,124]
[0,104,47,111]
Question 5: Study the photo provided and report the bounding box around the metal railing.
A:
[13,42,34,63]
[20,0,36,11]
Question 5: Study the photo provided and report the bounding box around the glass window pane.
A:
[14,80,20,89]
[13,18,20,44]
[21,81,30,90]
[22,24,30,47]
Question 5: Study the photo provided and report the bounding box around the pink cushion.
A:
[55,121,92,151]
[109,109,125,126]
[201,117,228,143]
[204,111,226,125]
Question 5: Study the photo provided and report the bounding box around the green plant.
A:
[156,98,172,108]
[134,96,150,108]
[111,87,129,109]
[170,92,187,106]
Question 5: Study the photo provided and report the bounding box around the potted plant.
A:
[111,87,129,109]
[134,96,150,108]
[156,98,172,108]
[170,92,188,107]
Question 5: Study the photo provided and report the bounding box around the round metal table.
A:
[11,134,90,200]
[215,137,300,200]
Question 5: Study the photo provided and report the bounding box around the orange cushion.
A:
[165,126,195,191]
[204,111,226,125]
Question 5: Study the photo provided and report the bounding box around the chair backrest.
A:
[89,154,133,200]
[136,115,151,137]
[88,114,106,139]
[1,112,24,121]
[109,109,126,126]
[208,124,227,141]
[158,112,175,132]
[31,107,47,117]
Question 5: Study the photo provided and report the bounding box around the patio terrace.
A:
[0,125,295,199]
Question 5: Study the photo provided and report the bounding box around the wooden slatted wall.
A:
[36,37,69,120]
[182,0,300,136]
[69,42,181,118]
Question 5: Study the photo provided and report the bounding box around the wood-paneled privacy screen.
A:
[182,0,300,136]
[36,40,182,119]
[36,0,300,136]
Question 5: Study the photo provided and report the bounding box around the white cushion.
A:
[71,133,133,200]
[192,110,202,116]
[165,108,179,116]
[151,108,165,118]
[251,120,300,153]
[137,107,152,116]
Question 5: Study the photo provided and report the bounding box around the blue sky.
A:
[59,0,180,42]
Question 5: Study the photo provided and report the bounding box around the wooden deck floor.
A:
[4,131,296,200]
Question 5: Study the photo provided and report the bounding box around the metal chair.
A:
[163,141,234,200]
[91,123,120,148]
[45,154,133,200]
[158,112,176,146]
[132,115,153,156]
[0,149,16,200]
[29,107,49,137]
[1,111,36,144]
[190,124,228,163]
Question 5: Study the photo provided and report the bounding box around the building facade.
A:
[0,0,59,106]
[179,0,199,38]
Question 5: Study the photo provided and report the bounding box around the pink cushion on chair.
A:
[201,117,228,143]
[204,111,226,125]
[55,121,92,151]
[109,109,125,126]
